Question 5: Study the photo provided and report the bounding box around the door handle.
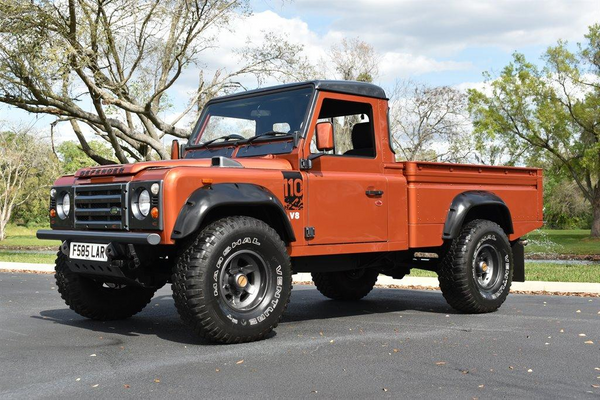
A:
[366,190,384,197]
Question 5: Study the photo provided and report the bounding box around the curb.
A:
[1,263,598,295]
[294,273,600,295]
[0,262,55,274]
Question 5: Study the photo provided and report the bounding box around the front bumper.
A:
[36,229,161,245]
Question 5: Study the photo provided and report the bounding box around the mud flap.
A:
[511,241,525,282]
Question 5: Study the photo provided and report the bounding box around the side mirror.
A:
[316,122,334,152]
[171,139,180,160]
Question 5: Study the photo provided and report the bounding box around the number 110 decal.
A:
[282,172,303,214]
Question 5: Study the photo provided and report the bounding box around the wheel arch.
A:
[171,183,296,244]
[442,191,513,240]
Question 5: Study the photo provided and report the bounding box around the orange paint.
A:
[47,83,543,258]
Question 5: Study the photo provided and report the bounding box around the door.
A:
[305,95,388,245]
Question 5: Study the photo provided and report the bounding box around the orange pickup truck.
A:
[38,80,543,343]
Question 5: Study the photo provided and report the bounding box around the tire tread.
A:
[438,219,512,313]
[55,253,156,320]
[312,269,378,301]
[171,216,292,344]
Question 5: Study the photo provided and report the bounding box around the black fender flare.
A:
[171,183,296,242]
[442,191,513,240]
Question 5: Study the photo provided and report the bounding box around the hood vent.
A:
[211,156,244,168]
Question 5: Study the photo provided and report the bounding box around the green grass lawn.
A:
[523,262,599,283]
[0,224,60,249]
[0,251,56,264]
[1,224,598,283]
[408,262,599,283]
[0,253,597,283]
[524,229,600,255]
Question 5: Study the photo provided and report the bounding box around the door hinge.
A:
[304,226,315,239]
[299,158,312,170]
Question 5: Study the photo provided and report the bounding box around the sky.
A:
[248,0,598,87]
[1,0,598,142]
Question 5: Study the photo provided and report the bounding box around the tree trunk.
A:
[0,219,6,242]
[592,193,600,238]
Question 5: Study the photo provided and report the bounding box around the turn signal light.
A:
[150,207,159,219]
[202,178,213,185]
[50,209,57,218]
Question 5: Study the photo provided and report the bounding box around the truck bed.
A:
[401,161,543,249]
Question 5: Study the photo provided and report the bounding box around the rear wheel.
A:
[55,252,157,320]
[172,216,292,344]
[312,269,379,301]
[438,219,513,313]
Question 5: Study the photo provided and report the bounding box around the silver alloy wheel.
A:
[473,243,502,290]
[103,282,125,289]
[219,250,268,311]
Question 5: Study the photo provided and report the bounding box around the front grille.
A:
[74,183,127,230]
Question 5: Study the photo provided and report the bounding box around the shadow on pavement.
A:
[33,294,216,345]
[282,286,455,323]
[33,287,454,344]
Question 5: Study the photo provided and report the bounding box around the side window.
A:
[311,99,375,157]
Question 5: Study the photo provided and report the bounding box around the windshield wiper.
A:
[187,134,246,149]
[245,131,293,144]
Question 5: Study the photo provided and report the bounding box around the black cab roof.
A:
[210,80,387,103]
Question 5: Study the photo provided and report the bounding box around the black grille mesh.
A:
[74,184,127,230]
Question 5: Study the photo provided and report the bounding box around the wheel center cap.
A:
[236,274,248,288]
[481,262,488,272]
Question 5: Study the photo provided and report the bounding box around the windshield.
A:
[186,87,313,158]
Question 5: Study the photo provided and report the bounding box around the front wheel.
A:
[438,219,513,313]
[172,217,292,344]
[55,253,157,320]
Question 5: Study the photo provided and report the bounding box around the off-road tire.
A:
[312,269,379,301]
[438,219,513,313]
[55,252,157,320]
[172,216,292,344]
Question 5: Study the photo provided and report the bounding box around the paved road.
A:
[1,273,599,399]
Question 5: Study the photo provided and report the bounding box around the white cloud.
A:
[379,52,471,80]
[5,0,598,142]
[295,0,599,56]
[454,80,491,94]
[168,9,471,92]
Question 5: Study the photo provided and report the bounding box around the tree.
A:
[469,24,600,237]
[9,140,112,227]
[543,173,592,229]
[389,81,472,163]
[0,128,56,239]
[323,40,472,163]
[56,140,115,174]
[320,38,379,152]
[330,38,379,83]
[0,0,311,162]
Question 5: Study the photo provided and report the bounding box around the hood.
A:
[75,157,293,178]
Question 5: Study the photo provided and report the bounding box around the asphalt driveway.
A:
[0,272,599,399]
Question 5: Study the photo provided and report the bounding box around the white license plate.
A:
[69,242,109,262]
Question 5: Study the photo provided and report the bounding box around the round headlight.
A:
[57,193,70,219]
[133,189,151,219]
